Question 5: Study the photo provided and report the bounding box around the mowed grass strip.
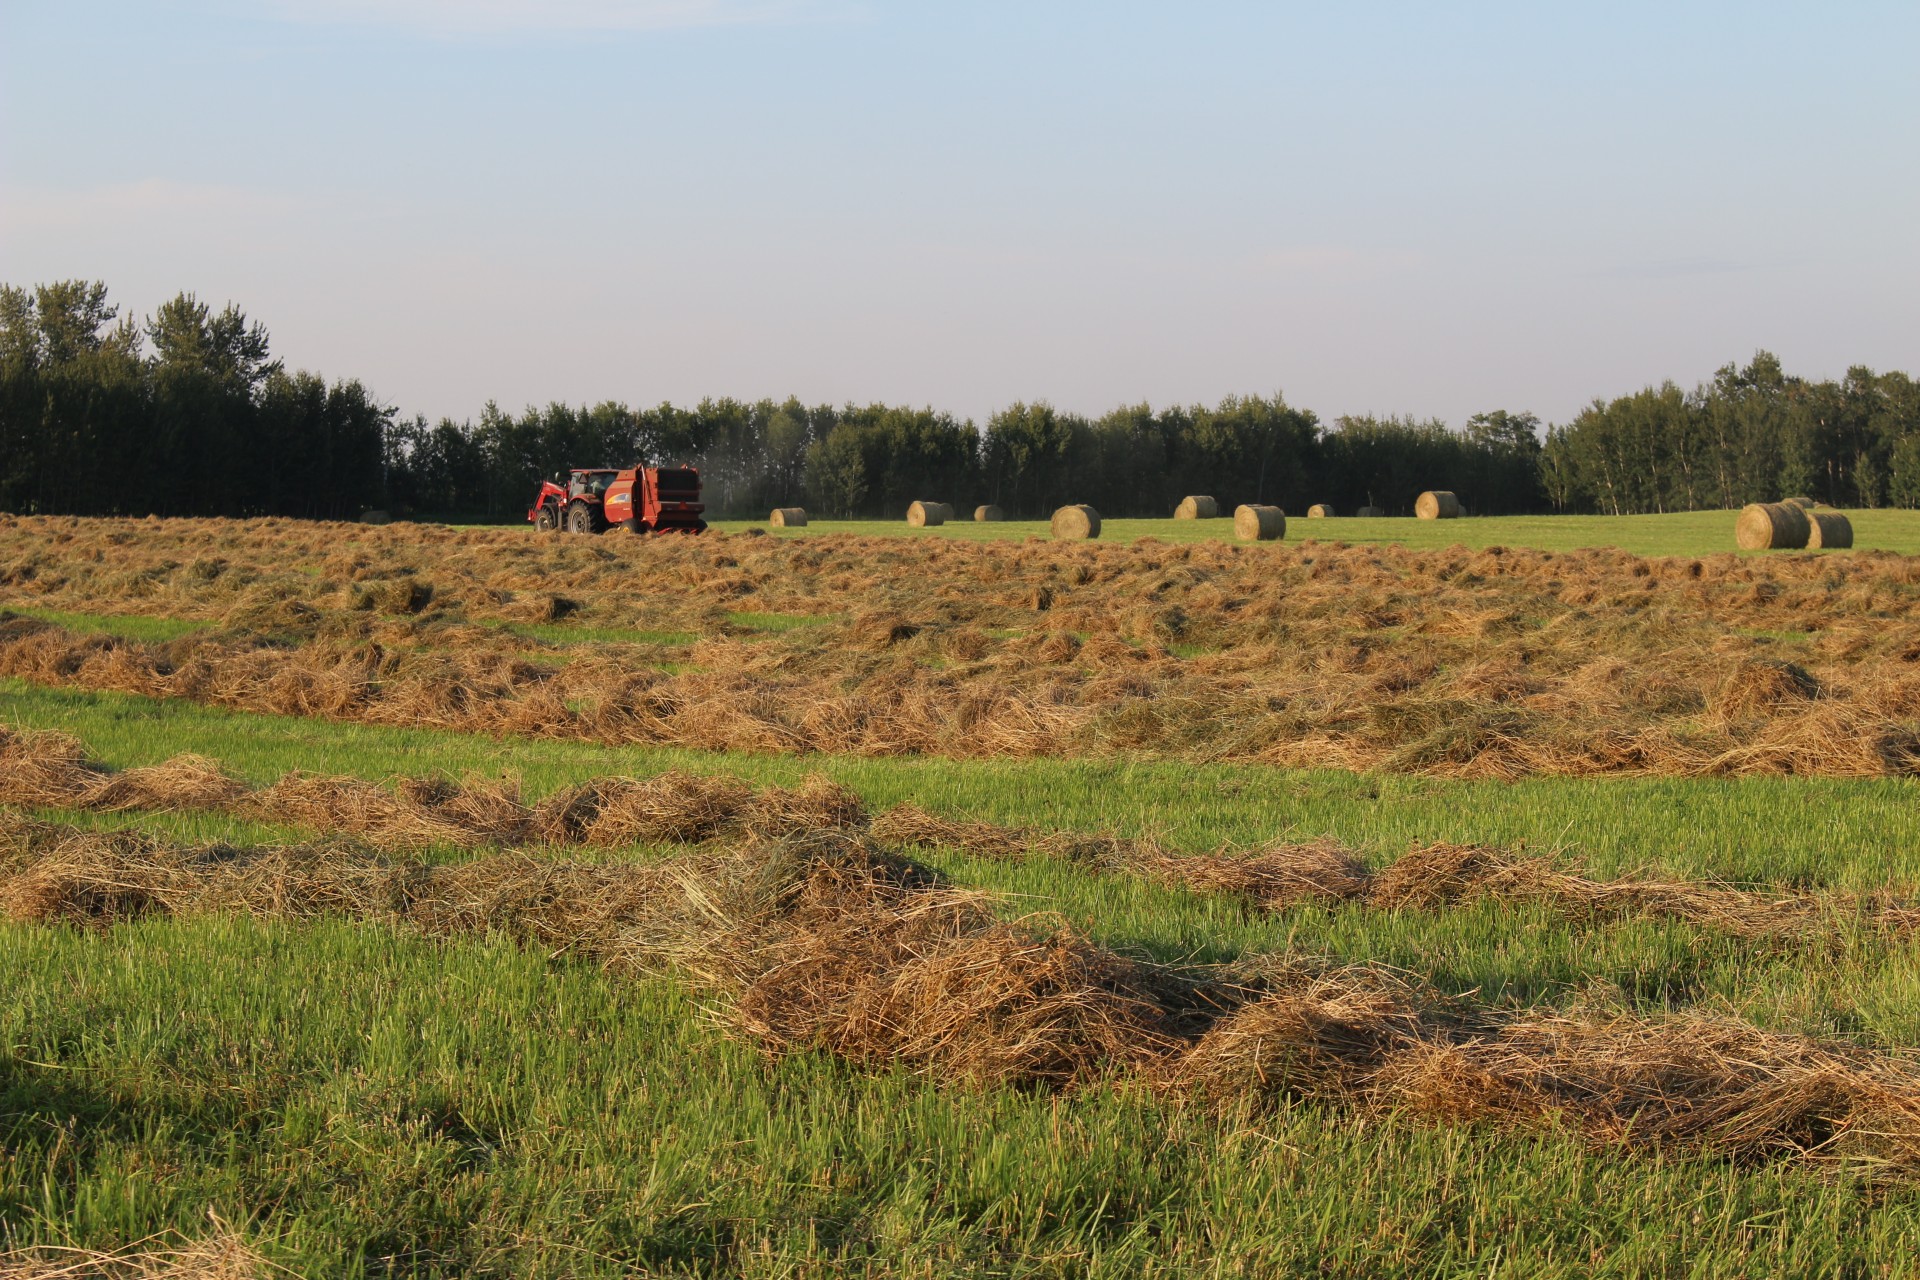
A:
[710,508,1920,557]
[4,905,1920,1276]
[8,680,1918,888]
[8,684,1920,1051]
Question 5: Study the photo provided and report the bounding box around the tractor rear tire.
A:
[566,502,598,535]
[535,504,560,533]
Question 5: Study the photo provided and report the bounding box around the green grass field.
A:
[707,508,1920,557]
[6,677,1920,1275]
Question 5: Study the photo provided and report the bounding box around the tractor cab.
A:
[568,470,617,500]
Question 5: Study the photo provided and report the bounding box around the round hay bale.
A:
[1050,504,1101,540]
[1806,510,1853,549]
[1306,504,1335,518]
[1735,502,1811,550]
[933,502,956,522]
[1173,495,1219,520]
[906,501,947,528]
[1356,505,1385,518]
[1783,495,1816,510]
[973,504,1005,522]
[769,507,807,527]
[1233,504,1285,541]
[1414,491,1461,520]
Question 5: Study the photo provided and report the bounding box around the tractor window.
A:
[575,471,616,497]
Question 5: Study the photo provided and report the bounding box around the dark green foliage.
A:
[9,282,1920,522]
[1544,354,1920,514]
[0,282,390,519]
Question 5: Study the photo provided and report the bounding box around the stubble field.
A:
[4,510,1920,1277]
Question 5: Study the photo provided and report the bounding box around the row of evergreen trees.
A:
[1541,354,1920,514]
[4,281,1915,521]
[385,396,1548,520]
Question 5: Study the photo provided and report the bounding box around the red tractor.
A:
[529,466,707,535]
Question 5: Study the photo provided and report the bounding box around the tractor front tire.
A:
[535,504,560,533]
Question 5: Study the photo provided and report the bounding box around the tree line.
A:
[4,281,1916,522]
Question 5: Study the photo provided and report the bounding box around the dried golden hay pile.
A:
[8,814,1920,1177]
[0,1230,269,1279]
[5,516,1920,777]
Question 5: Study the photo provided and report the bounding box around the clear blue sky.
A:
[2,1,1915,429]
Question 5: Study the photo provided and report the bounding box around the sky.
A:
[2,1,1916,429]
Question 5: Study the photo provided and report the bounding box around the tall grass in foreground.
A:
[6,915,1920,1278]
[8,687,1920,1275]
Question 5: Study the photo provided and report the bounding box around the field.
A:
[717,508,1920,558]
[4,510,1920,1277]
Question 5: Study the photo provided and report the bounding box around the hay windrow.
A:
[5,723,1914,942]
[8,815,1920,1176]
[4,521,1920,779]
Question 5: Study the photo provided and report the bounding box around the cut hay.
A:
[1807,510,1853,549]
[577,770,754,844]
[11,519,1920,780]
[1050,504,1101,540]
[0,1230,272,1279]
[906,501,946,528]
[11,815,1920,1173]
[248,771,523,850]
[1414,491,1461,520]
[1714,659,1821,719]
[1174,496,1218,520]
[0,724,104,806]
[769,507,808,527]
[9,722,1906,944]
[85,755,250,813]
[1306,504,1335,518]
[728,852,1188,1083]
[973,504,1005,522]
[1133,840,1372,911]
[1172,971,1920,1174]
[1232,504,1285,541]
[1736,502,1811,550]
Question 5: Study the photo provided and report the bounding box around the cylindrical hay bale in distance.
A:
[1306,503,1335,518]
[974,504,1005,522]
[1806,510,1853,549]
[933,502,956,522]
[1173,495,1219,520]
[1735,502,1811,550]
[1784,495,1815,510]
[1234,504,1285,541]
[906,500,947,527]
[1414,491,1462,520]
[769,507,807,528]
[1051,504,1101,540]
[1356,505,1385,518]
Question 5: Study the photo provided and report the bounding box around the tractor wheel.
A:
[566,502,595,534]
[535,504,560,533]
